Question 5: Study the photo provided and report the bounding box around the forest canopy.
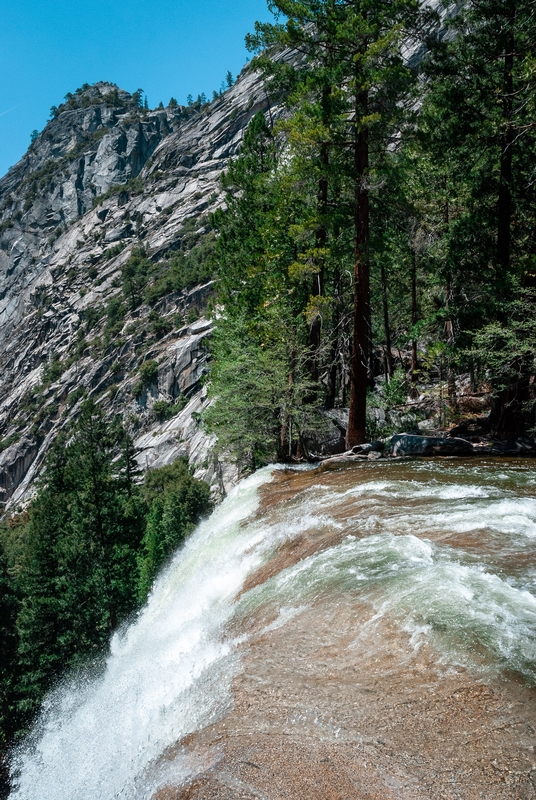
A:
[204,0,536,468]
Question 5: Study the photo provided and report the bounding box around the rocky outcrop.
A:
[389,434,475,457]
[0,68,277,508]
[0,437,38,506]
[352,441,385,454]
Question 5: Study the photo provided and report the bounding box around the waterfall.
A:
[10,468,277,800]
[10,459,536,799]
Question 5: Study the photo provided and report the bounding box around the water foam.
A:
[11,459,536,798]
[11,468,274,800]
[239,529,536,683]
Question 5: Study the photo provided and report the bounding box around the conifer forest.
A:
[1,0,536,797]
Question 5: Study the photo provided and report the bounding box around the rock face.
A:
[0,69,278,508]
[390,434,475,457]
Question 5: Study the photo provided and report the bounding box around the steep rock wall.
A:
[0,68,276,508]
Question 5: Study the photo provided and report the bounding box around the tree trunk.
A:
[309,86,331,383]
[497,3,515,280]
[380,261,393,379]
[346,87,370,449]
[410,252,418,384]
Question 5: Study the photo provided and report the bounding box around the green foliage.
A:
[131,88,144,110]
[139,359,159,386]
[0,402,210,757]
[59,83,128,114]
[80,305,103,334]
[185,307,199,324]
[41,353,65,386]
[470,291,536,432]
[0,547,18,763]
[9,401,145,720]
[382,368,409,409]
[66,387,86,407]
[206,111,329,465]
[137,459,211,599]
[148,311,172,339]
[144,222,217,305]
[205,314,321,469]
[211,0,536,445]
[0,433,21,454]
[365,369,423,439]
[212,112,279,318]
[121,247,152,310]
[104,242,126,261]
[104,296,126,341]
[152,400,177,421]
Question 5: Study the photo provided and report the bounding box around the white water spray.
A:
[11,459,536,799]
[11,469,275,800]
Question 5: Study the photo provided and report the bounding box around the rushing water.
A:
[10,458,536,799]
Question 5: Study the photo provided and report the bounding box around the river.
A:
[10,459,536,799]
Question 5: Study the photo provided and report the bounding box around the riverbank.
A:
[318,430,536,467]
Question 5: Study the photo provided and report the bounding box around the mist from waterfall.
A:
[10,459,536,799]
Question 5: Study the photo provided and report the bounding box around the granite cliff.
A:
[0,68,277,509]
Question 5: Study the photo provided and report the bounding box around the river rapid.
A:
[10,458,536,799]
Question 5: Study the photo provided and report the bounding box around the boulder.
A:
[352,441,385,454]
[515,437,536,453]
[448,417,491,439]
[486,438,536,456]
[389,434,474,457]
[303,417,346,457]
[367,451,383,460]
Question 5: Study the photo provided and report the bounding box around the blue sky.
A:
[0,0,273,178]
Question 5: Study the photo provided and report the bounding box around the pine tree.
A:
[0,547,18,796]
[208,112,326,463]
[248,0,433,445]
[131,88,144,109]
[15,402,145,718]
[137,459,211,599]
[420,0,536,432]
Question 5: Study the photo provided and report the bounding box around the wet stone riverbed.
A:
[155,459,536,800]
[11,459,536,800]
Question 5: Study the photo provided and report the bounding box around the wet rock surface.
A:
[152,460,536,800]
[160,609,536,800]
[390,434,475,457]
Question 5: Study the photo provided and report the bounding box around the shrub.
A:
[139,359,159,385]
[152,400,175,421]
[0,433,21,454]
[66,387,86,407]
[92,177,144,208]
[42,354,64,386]
[122,247,152,310]
[149,311,172,339]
